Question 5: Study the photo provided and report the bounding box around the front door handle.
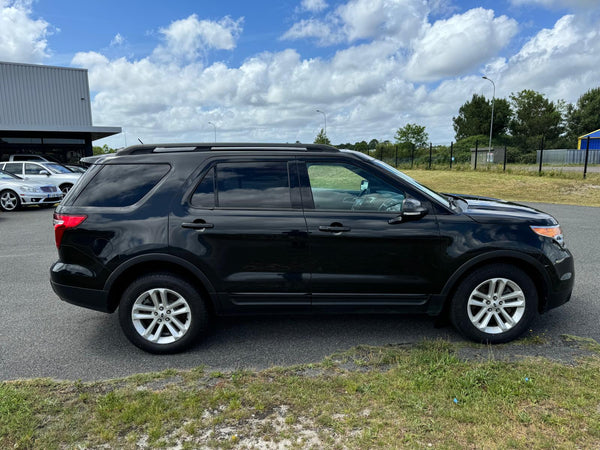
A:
[181,220,214,230]
[318,225,351,233]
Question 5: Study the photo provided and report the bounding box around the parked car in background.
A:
[65,165,87,173]
[0,161,81,193]
[50,143,574,354]
[0,169,62,211]
[8,154,53,162]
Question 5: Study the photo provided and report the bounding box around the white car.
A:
[0,169,63,211]
[0,161,81,194]
[8,154,53,162]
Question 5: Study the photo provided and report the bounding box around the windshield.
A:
[45,163,74,174]
[341,150,451,208]
[0,169,22,180]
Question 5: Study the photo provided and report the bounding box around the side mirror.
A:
[360,179,369,192]
[388,198,428,224]
[39,170,50,176]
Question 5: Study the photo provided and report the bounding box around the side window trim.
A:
[189,158,303,211]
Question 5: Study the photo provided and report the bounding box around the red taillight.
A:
[53,213,87,249]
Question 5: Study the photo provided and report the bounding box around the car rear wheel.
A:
[450,264,537,344]
[118,273,208,353]
[0,190,21,211]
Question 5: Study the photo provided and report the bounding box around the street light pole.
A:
[482,76,495,157]
[316,109,327,135]
[208,121,216,142]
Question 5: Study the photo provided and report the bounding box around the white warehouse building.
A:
[0,61,120,163]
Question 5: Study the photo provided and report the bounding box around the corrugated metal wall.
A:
[0,62,92,128]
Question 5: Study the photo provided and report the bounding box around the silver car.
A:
[0,169,63,211]
[0,161,81,194]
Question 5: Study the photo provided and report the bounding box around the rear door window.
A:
[72,164,170,207]
[3,163,23,175]
[215,162,292,209]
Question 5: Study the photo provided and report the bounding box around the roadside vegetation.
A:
[2,338,600,448]
[404,166,600,207]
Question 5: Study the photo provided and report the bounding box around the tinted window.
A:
[72,164,170,207]
[191,168,215,208]
[217,162,291,209]
[307,163,405,212]
[3,163,22,175]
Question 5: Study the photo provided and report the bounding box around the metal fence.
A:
[360,138,598,179]
[536,149,600,165]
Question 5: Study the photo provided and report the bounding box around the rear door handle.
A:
[318,225,351,233]
[181,221,214,230]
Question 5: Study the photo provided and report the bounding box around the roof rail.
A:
[117,142,339,155]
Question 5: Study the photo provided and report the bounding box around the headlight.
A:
[531,225,565,247]
[21,186,39,193]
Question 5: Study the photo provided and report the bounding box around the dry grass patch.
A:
[404,168,600,207]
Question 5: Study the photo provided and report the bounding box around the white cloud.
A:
[281,19,340,46]
[490,14,600,103]
[510,0,600,10]
[405,8,518,81]
[300,0,328,12]
[0,0,50,63]
[110,33,124,46]
[282,0,428,46]
[152,14,243,63]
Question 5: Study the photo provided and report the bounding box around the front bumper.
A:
[21,193,62,206]
[543,247,575,312]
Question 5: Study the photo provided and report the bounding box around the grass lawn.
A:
[2,339,600,449]
[403,167,600,207]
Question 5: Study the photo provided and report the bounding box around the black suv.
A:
[50,143,574,353]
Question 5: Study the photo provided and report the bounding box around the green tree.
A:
[566,87,600,145]
[314,128,331,145]
[509,90,563,152]
[394,123,428,149]
[354,140,368,152]
[453,94,512,141]
[368,139,379,150]
[92,144,116,155]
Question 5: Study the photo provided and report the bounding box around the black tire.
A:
[118,273,208,353]
[450,264,538,344]
[0,189,21,211]
[59,184,73,194]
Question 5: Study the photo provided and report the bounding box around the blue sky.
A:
[1,0,599,146]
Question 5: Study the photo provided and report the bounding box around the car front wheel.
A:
[0,190,21,211]
[450,264,538,344]
[59,184,73,194]
[118,273,208,353]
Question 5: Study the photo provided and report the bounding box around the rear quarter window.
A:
[72,163,170,207]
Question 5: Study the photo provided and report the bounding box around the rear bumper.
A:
[51,280,112,313]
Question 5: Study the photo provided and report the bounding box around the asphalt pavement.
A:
[0,203,598,381]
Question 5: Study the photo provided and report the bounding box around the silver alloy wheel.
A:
[0,190,18,211]
[61,185,72,194]
[131,288,192,344]
[467,277,526,334]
